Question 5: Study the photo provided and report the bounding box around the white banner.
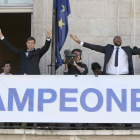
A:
[0,75,140,123]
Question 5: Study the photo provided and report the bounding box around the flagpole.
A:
[51,0,57,75]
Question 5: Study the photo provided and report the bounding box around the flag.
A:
[55,0,71,67]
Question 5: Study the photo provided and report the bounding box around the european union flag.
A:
[55,0,71,67]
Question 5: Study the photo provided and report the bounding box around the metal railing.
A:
[0,123,139,130]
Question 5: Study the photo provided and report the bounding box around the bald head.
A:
[113,36,122,47]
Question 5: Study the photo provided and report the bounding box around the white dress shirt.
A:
[0,73,12,75]
[80,42,129,75]
[26,49,35,57]
[106,46,129,74]
[0,36,4,40]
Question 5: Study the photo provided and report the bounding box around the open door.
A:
[0,13,31,74]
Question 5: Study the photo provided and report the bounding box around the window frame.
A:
[0,0,33,4]
[0,0,33,13]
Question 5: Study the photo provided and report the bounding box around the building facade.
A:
[0,0,140,75]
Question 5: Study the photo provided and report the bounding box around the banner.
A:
[0,75,140,123]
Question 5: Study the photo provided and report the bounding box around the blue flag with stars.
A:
[55,0,71,67]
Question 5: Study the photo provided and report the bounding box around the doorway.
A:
[0,13,31,74]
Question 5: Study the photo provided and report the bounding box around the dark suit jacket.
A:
[83,42,140,75]
[1,38,51,75]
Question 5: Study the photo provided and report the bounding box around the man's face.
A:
[73,51,81,62]
[93,68,101,75]
[2,63,11,73]
[113,36,122,47]
[26,40,35,51]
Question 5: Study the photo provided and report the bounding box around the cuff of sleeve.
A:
[64,70,68,73]
[80,68,85,73]
[46,37,51,41]
[1,36,4,40]
[80,41,84,46]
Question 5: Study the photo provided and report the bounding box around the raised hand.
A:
[73,60,77,66]
[46,27,51,38]
[63,57,66,63]
[70,34,81,44]
[0,29,4,39]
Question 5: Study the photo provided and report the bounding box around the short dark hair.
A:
[1,60,10,68]
[71,49,82,54]
[26,37,36,43]
[113,36,121,41]
[91,62,101,70]
[71,49,82,60]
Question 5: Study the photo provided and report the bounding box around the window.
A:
[0,0,31,4]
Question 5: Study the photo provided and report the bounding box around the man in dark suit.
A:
[0,28,51,75]
[70,35,140,75]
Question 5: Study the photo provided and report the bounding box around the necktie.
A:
[27,50,34,58]
[115,48,119,67]
[27,51,31,58]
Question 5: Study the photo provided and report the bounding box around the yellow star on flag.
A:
[61,5,65,12]
[58,19,65,29]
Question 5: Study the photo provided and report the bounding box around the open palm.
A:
[70,34,81,44]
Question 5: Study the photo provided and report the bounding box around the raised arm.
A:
[0,29,20,56]
[70,34,106,53]
[39,27,51,57]
[131,47,140,55]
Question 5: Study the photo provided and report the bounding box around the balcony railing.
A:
[0,123,139,130]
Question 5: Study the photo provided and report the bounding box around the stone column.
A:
[31,0,49,75]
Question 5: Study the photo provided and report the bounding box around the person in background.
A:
[91,62,102,75]
[1,60,12,75]
[63,49,88,75]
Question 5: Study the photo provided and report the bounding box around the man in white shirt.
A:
[1,60,12,75]
[70,35,140,75]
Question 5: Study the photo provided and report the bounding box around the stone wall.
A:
[1,130,140,140]
[32,0,140,75]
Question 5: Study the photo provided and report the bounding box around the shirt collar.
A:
[27,48,35,52]
[114,46,121,49]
